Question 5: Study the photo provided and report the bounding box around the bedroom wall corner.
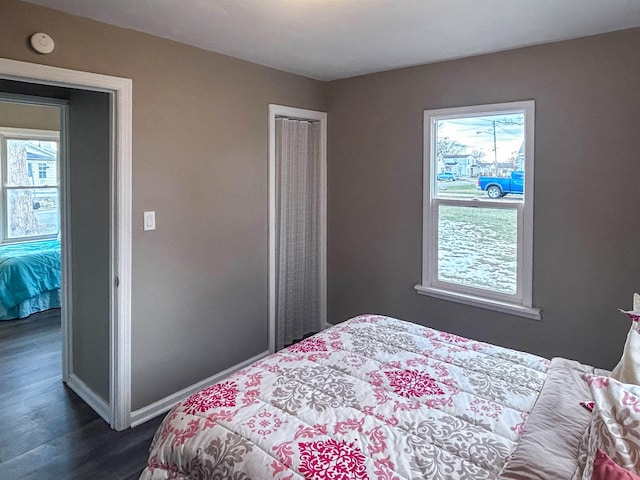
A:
[325,27,640,369]
[0,0,327,412]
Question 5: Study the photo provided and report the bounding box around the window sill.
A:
[414,284,541,321]
[2,235,59,245]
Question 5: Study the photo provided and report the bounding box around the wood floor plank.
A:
[0,310,164,479]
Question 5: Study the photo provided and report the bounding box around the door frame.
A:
[0,58,133,430]
[267,104,327,353]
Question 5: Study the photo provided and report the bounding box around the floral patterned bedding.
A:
[140,314,551,480]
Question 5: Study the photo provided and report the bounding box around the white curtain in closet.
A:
[275,117,322,350]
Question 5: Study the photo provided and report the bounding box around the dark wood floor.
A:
[0,310,164,479]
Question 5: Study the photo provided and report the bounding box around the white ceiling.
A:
[23,0,640,81]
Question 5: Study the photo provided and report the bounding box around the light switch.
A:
[144,211,156,231]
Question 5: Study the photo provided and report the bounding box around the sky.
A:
[436,113,524,163]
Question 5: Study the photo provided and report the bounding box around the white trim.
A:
[110,71,133,432]
[0,124,64,244]
[130,349,270,427]
[0,58,131,94]
[420,100,537,316]
[268,104,327,354]
[0,59,133,430]
[60,105,72,384]
[0,126,60,137]
[67,373,111,423]
[0,125,61,243]
[414,285,541,320]
[521,102,535,308]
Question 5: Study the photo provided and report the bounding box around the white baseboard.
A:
[130,349,271,428]
[67,373,111,424]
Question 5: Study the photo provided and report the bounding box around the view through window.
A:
[2,135,59,241]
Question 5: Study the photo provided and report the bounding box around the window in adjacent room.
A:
[1,129,60,242]
[415,101,539,319]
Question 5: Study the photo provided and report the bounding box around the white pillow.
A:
[611,293,640,385]
[580,374,640,479]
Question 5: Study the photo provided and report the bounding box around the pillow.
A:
[580,374,640,480]
[591,449,640,480]
[611,293,640,385]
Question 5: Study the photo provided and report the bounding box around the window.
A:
[38,162,48,179]
[415,101,539,319]
[1,129,60,243]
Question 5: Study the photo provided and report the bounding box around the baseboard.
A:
[323,322,333,330]
[130,349,271,428]
[67,373,111,424]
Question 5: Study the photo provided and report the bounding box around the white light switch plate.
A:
[144,211,156,231]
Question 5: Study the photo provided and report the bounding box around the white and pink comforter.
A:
[140,314,551,479]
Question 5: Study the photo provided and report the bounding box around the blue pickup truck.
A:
[477,171,524,198]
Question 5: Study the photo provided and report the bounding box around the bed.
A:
[140,314,638,480]
[0,239,61,320]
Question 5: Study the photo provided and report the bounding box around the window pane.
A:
[434,112,525,201]
[6,139,58,187]
[438,205,517,295]
[6,188,59,238]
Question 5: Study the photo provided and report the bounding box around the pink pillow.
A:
[592,449,640,480]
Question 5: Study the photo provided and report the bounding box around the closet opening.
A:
[268,104,327,352]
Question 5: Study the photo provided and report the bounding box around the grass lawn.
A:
[437,183,479,195]
[438,205,517,294]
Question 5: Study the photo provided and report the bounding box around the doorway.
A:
[0,99,62,326]
[268,104,327,352]
[0,58,132,430]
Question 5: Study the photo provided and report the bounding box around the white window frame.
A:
[415,101,540,320]
[0,127,60,243]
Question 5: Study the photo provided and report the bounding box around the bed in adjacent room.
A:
[140,314,639,479]
[0,239,61,320]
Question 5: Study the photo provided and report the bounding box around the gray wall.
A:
[1,0,326,409]
[326,28,640,370]
[0,100,59,130]
[68,90,111,401]
[5,0,636,412]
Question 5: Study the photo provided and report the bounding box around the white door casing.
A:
[0,58,133,430]
[268,104,327,353]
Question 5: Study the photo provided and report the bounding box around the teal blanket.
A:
[0,240,61,310]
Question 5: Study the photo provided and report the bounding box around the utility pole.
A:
[478,118,523,176]
[477,121,499,175]
[491,120,497,174]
